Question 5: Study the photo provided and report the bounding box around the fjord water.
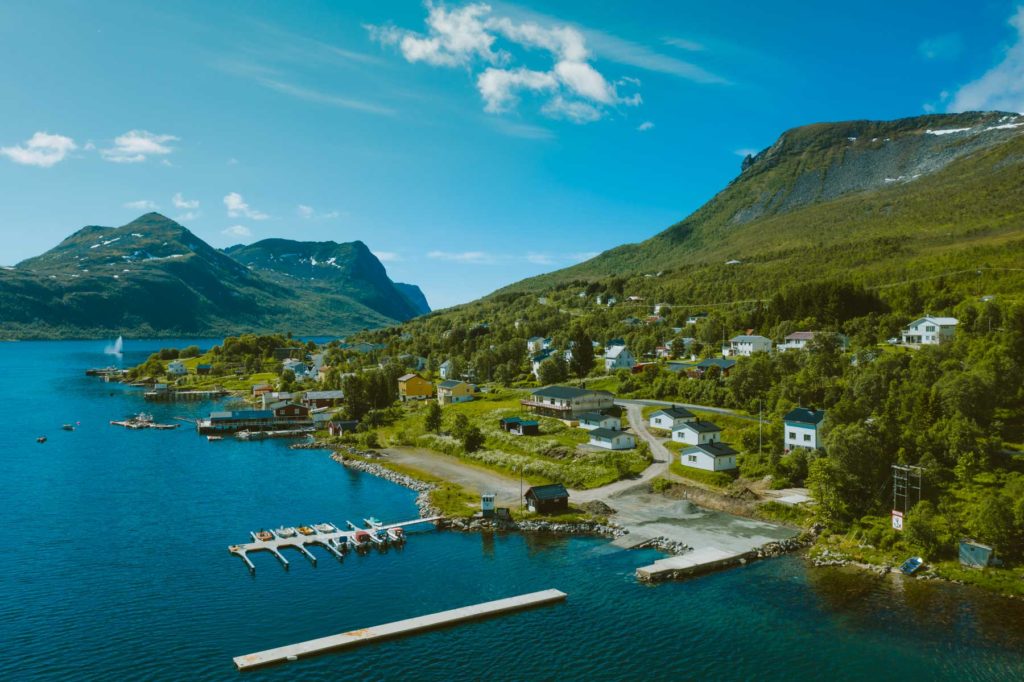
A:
[0,340,1022,681]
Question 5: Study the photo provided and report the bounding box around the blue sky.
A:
[2,1,1023,309]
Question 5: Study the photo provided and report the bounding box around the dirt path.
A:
[382,446,525,508]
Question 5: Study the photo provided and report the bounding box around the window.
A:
[687,455,697,462]
[803,434,811,442]
[926,326,935,332]
[788,432,796,440]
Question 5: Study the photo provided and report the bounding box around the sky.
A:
[2,1,1023,309]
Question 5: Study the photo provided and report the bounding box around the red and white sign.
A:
[891,510,904,531]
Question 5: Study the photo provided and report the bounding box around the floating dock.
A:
[228,516,443,573]
[233,589,567,671]
[636,547,746,582]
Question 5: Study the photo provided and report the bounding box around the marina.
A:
[227,516,443,574]
[232,589,568,671]
[109,413,180,430]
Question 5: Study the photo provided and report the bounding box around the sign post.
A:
[891,509,904,531]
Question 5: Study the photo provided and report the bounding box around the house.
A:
[621,316,641,327]
[576,412,621,431]
[527,336,546,353]
[438,380,474,405]
[649,406,696,431]
[626,295,644,302]
[530,350,554,379]
[196,363,212,375]
[327,419,359,437]
[261,391,296,408]
[667,361,698,374]
[901,316,958,345]
[398,373,434,401]
[302,390,345,409]
[498,416,540,436]
[679,442,739,471]
[196,402,311,434]
[778,331,850,352]
[723,335,772,357]
[398,354,428,371]
[655,345,672,359]
[653,303,671,315]
[438,359,454,380]
[524,483,569,514]
[644,315,665,326]
[167,360,187,376]
[686,313,708,325]
[672,420,723,445]
[604,345,636,372]
[686,358,736,378]
[522,385,614,418]
[588,428,636,450]
[251,383,273,397]
[282,358,309,379]
[784,407,826,450]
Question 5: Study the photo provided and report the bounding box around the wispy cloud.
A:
[101,130,178,163]
[0,132,77,167]
[918,33,963,61]
[949,7,1024,113]
[637,121,654,131]
[124,199,158,211]
[222,224,252,238]
[176,211,200,223]
[427,250,495,264]
[224,192,269,220]
[172,192,199,209]
[488,118,556,139]
[663,36,705,52]
[258,77,398,116]
[297,204,341,219]
[374,251,402,262]
[526,252,556,265]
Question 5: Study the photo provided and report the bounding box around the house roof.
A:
[532,385,610,400]
[652,406,695,419]
[398,373,420,381]
[730,335,770,343]
[527,336,544,342]
[577,412,613,423]
[525,483,569,501]
[590,427,628,440]
[908,316,959,327]
[785,331,816,341]
[438,379,465,389]
[684,442,739,458]
[784,407,825,425]
[439,359,452,367]
[605,345,629,359]
[303,390,345,400]
[696,358,736,370]
[674,420,722,434]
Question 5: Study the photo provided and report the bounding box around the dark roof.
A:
[696,358,736,369]
[577,412,611,423]
[590,427,628,440]
[525,483,569,500]
[653,406,695,419]
[784,407,825,425]
[684,442,739,458]
[304,390,345,400]
[438,379,465,389]
[676,420,721,433]
[532,385,609,400]
[211,409,273,421]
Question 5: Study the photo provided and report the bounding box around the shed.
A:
[499,416,540,436]
[524,483,569,514]
[959,539,995,568]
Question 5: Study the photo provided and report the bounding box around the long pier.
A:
[233,589,567,671]
[228,517,443,574]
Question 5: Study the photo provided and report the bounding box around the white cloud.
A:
[374,251,402,262]
[297,204,314,219]
[570,251,599,262]
[124,199,158,211]
[734,148,758,157]
[637,121,654,131]
[176,211,200,222]
[526,252,556,265]
[224,192,269,220]
[101,130,178,163]
[222,224,252,238]
[663,36,705,52]
[949,7,1024,113]
[0,132,77,167]
[296,204,340,219]
[369,3,643,124]
[427,250,494,264]
[172,192,199,209]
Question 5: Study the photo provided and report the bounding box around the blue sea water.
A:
[0,339,1022,681]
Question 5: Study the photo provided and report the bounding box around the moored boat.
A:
[900,556,925,575]
[275,526,297,538]
[313,523,335,533]
[62,424,75,431]
[298,525,315,536]
[254,530,274,542]
[207,435,223,442]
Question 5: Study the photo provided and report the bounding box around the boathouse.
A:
[524,484,569,514]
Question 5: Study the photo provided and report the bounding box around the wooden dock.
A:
[635,547,747,582]
[228,517,443,574]
[233,589,567,671]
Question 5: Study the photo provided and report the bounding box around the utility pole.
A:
[758,397,763,456]
[520,465,523,512]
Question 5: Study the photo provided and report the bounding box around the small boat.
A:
[298,526,315,536]
[387,527,405,543]
[900,556,925,575]
[352,530,371,551]
[313,523,335,533]
[254,530,274,542]
[364,516,383,529]
[275,527,296,538]
[207,435,223,442]
[61,424,75,432]
[37,436,47,444]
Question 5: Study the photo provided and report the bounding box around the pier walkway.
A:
[228,517,443,573]
[233,589,567,671]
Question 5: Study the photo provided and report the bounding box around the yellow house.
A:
[437,380,474,405]
[398,373,434,401]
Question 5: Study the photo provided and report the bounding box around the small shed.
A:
[959,539,995,568]
[196,364,212,375]
[327,419,359,437]
[499,417,540,436]
[481,492,496,518]
[524,483,569,514]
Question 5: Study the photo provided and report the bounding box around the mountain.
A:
[497,111,1024,298]
[0,213,429,338]
[394,283,431,316]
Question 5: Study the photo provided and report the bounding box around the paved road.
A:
[616,398,763,423]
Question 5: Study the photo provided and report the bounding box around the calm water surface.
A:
[0,340,1022,681]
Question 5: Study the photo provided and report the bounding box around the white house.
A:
[784,407,826,450]
[577,412,621,431]
[679,442,739,471]
[649,406,696,431]
[778,331,850,352]
[530,350,554,379]
[527,336,546,353]
[901,317,958,345]
[282,358,309,379]
[604,345,637,372]
[438,359,453,380]
[589,428,635,450]
[723,335,772,357]
[672,420,723,445]
[167,360,187,376]
[653,302,671,315]
[686,313,708,325]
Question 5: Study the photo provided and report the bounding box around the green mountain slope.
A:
[497,111,1024,299]
[0,214,426,338]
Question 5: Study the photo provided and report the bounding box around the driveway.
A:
[616,398,763,423]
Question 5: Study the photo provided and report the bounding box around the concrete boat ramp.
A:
[233,589,567,671]
[228,516,443,573]
[636,547,748,582]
